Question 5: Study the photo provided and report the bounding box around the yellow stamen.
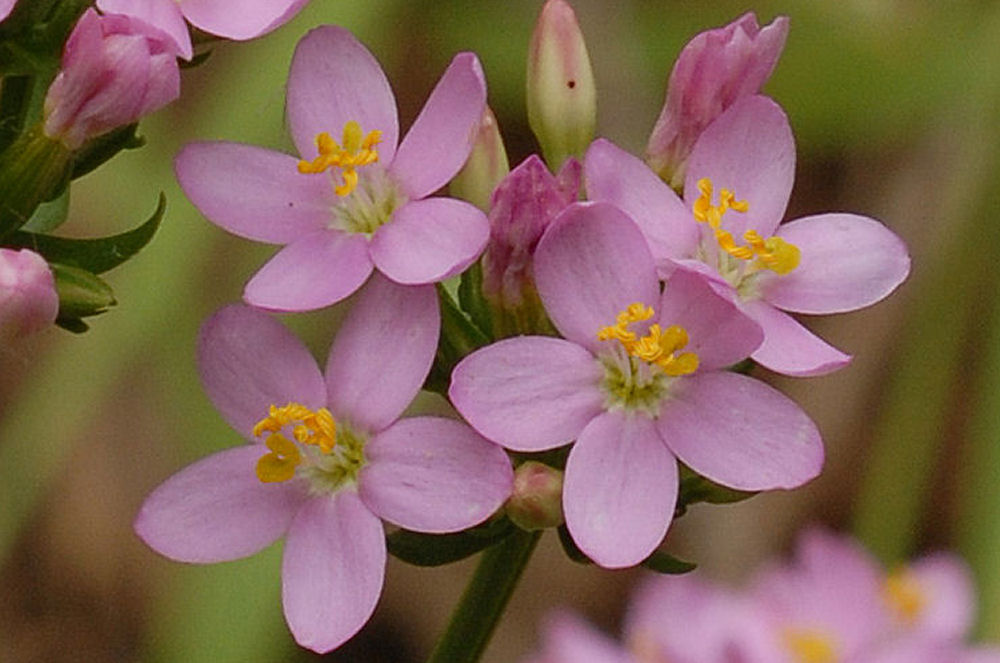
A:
[297,120,382,197]
[782,628,838,663]
[884,568,927,625]
[692,177,799,275]
[597,303,699,376]
[252,402,337,482]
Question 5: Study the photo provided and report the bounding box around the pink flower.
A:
[646,12,788,187]
[135,275,513,653]
[96,0,310,59]
[450,202,822,568]
[882,553,975,643]
[524,612,638,663]
[586,95,911,376]
[175,26,490,312]
[42,9,180,149]
[0,0,16,23]
[0,248,59,339]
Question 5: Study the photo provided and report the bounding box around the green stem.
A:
[426,529,541,663]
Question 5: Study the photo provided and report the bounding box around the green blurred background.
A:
[2,0,999,660]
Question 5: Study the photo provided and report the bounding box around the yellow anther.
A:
[782,628,838,663]
[252,403,337,483]
[256,434,303,483]
[597,305,699,377]
[296,120,382,197]
[884,568,926,625]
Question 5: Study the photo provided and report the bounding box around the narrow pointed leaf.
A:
[387,516,514,567]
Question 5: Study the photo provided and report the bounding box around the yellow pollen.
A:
[883,568,927,625]
[693,177,799,274]
[297,120,382,197]
[253,403,337,483]
[783,628,838,663]
[597,303,699,376]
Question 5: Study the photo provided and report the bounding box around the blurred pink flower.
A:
[42,9,180,149]
[0,248,58,339]
[450,202,822,568]
[135,276,512,653]
[524,612,637,663]
[175,26,490,312]
[646,12,788,188]
[96,0,309,59]
[587,95,911,377]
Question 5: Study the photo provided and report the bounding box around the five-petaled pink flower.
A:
[586,94,911,377]
[176,26,490,312]
[96,0,309,59]
[450,202,822,569]
[135,275,512,653]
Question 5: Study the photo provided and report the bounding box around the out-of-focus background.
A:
[2,0,999,660]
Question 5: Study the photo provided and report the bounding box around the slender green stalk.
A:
[426,529,541,663]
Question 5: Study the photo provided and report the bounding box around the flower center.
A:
[782,628,838,663]
[298,121,382,197]
[693,177,800,277]
[883,568,926,625]
[253,402,366,492]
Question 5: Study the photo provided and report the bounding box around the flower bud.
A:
[507,461,564,531]
[526,0,596,171]
[482,154,579,336]
[646,12,788,188]
[0,248,59,338]
[43,9,181,150]
[449,107,510,213]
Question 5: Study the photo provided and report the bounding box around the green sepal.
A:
[387,516,515,567]
[458,261,493,340]
[0,127,72,240]
[50,262,116,327]
[8,193,165,274]
[676,472,757,517]
[180,49,213,69]
[426,284,491,395]
[71,123,145,180]
[728,358,757,375]
[641,550,697,575]
[22,186,69,233]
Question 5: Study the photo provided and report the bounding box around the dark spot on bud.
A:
[567,80,576,89]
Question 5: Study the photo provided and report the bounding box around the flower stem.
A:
[425,528,541,663]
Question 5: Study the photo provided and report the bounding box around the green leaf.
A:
[641,550,697,575]
[51,262,116,320]
[8,193,165,274]
[71,123,145,180]
[22,186,69,232]
[458,261,493,338]
[387,516,514,567]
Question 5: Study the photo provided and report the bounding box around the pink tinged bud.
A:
[43,9,180,150]
[526,0,596,170]
[646,12,789,188]
[0,0,16,23]
[449,107,510,213]
[0,248,58,339]
[507,461,564,531]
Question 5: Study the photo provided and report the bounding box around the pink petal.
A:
[389,53,487,199]
[531,612,636,663]
[135,445,304,563]
[584,138,699,261]
[286,26,399,162]
[564,411,678,569]
[0,0,14,21]
[175,142,333,244]
[370,197,488,285]
[657,269,763,371]
[325,276,438,433]
[904,554,975,641]
[243,231,373,312]
[449,336,605,452]
[198,305,326,439]
[657,371,823,490]
[762,213,911,314]
[360,417,513,533]
[534,202,660,353]
[96,0,192,59]
[281,491,385,654]
[742,299,852,377]
[683,95,794,238]
[178,0,304,40]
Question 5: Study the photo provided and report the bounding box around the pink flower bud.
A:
[646,12,788,188]
[0,248,58,338]
[0,0,16,23]
[482,154,579,335]
[450,107,510,212]
[507,461,564,531]
[43,9,180,149]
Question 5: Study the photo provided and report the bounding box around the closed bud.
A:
[450,107,510,213]
[507,461,564,531]
[646,13,788,188]
[43,9,180,150]
[526,0,596,171]
[0,248,59,339]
